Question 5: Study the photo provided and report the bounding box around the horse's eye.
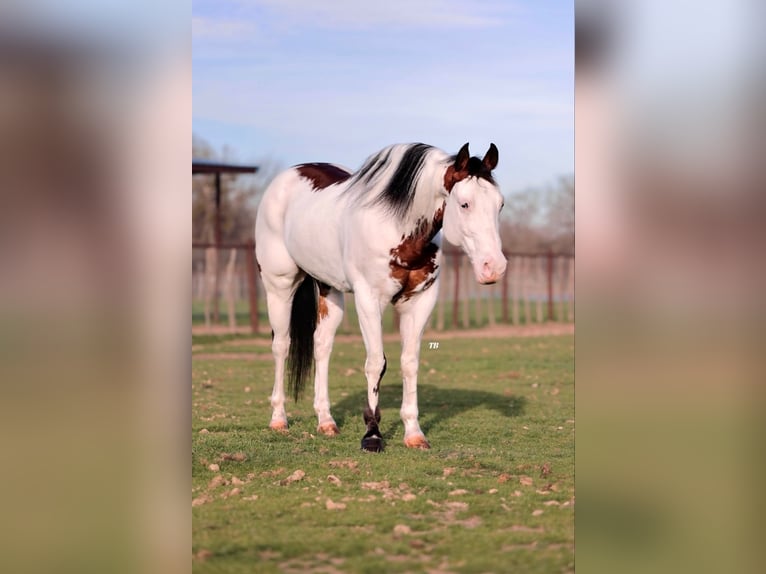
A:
[460,203,469,209]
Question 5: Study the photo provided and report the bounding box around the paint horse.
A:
[255,142,507,451]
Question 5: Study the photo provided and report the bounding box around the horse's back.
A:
[256,164,353,289]
[257,164,351,225]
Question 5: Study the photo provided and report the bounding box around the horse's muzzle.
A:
[476,258,507,284]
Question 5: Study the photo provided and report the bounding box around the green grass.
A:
[192,334,574,573]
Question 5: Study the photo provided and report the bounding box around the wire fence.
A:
[192,242,573,334]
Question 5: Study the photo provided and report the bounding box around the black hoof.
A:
[361,430,384,452]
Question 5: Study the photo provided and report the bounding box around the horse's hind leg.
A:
[313,286,344,435]
[262,275,299,431]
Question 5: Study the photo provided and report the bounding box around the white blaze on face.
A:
[443,177,507,284]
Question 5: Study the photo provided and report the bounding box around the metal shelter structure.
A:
[192,160,259,332]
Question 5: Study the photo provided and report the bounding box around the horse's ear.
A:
[483,143,498,171]
[455,143,470,171]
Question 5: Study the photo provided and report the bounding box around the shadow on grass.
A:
[331,383,526,440]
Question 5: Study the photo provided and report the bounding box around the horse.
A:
[255,142,507,451]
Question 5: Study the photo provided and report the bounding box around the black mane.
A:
[347,143,434,219]
[353,147,393,186]
[372,143,433,219]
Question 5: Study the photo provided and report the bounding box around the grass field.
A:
[192,333,574,573]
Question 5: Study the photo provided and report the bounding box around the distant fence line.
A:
[192,241,574,334]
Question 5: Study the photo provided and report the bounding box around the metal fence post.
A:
[451,251,460,329]
[502,255,509,323]
[546,249,554,321]
[213,172,222,324]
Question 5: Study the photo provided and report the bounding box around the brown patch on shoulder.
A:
[296,163,351,191]
[317,281,331,321]
[390,205,444,303]
[390,245,439,304]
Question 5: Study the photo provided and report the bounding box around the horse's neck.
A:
[399,161,447,244]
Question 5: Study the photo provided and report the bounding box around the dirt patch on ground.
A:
[424,323,573,340]
[193,352,274,361]
[193,323,574,345]
[192,325,261,335]
[335,323,573,343]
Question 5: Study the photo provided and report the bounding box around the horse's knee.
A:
[401,353,418,380]
[272,336,289,359]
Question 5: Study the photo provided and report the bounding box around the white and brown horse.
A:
[255,143,506,451]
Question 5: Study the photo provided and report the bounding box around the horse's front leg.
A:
[353,285,387,452]
[396,282,439,449]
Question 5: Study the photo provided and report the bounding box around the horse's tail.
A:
[287,274,317,401]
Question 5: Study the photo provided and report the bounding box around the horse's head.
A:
[443,143,507,284]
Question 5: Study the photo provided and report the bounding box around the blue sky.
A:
[193,0,573,194]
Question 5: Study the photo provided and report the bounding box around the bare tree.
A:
[543,175,574,252]
[501,187,547,252]
[500,174,574,253]
[192,134,283,244]
[193,135,284,326]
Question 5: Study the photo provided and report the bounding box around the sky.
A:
[192,0,574,194]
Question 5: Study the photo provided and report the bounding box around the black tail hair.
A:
[287,274,317,401]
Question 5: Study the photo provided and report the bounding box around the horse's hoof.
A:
[404,434,430,450]
[317,422,340,436]
[269,420,288,432]
[361,433,384,452]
